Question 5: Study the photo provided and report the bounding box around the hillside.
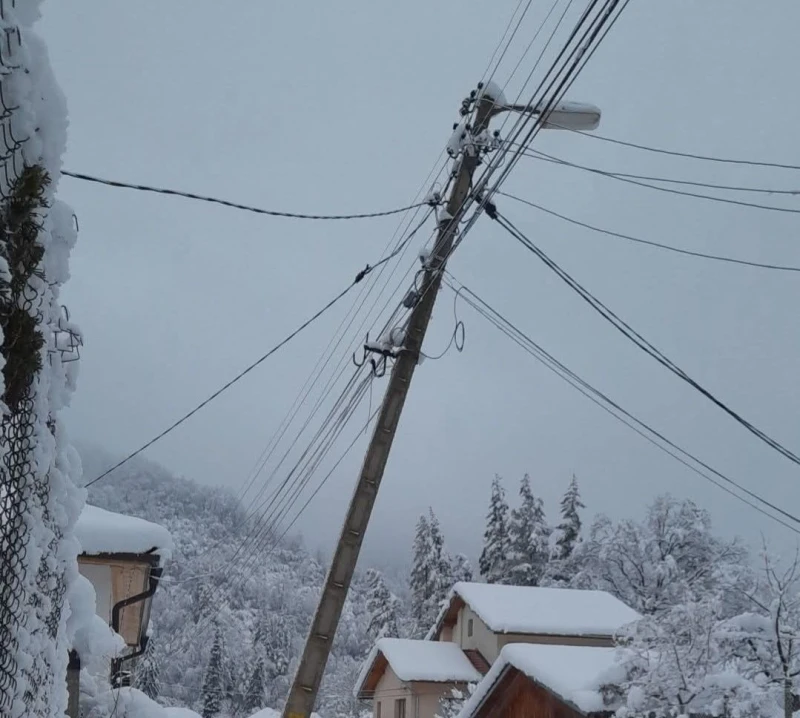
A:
[81,445,375,718]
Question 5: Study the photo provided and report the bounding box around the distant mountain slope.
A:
[80,444,373,718]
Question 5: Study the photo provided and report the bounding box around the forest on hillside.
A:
[83,446,796,718]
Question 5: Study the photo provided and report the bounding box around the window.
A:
[394,698,406,718]
[467,618,474,638]
[376,702,382,718]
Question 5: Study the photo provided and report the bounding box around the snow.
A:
[456,644,622,718]
[247,710,324,718]
[164,708,203,718]
[75,504,174,560]
[478,80,507,108]
[356,638,481,695]
[430,582,640,639]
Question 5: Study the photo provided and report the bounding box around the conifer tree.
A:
[553,474,585,561]
[508,474,550,586]
[201,625,224,718]
[242,655,267,715]
[450,553,474,584]
[365,569,400,640]
[479,476,511,584]
[426,509,453,620]
[134,636,160,700]
[410,512,432,631]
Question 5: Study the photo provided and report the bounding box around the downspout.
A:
[110,564,163,686]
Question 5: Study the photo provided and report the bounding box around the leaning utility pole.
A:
[281,89,498,718]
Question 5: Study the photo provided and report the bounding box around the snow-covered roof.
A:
[457,644,624,718]
[428,582,640,639]
[355,638,482,697]
[76,504,173,560]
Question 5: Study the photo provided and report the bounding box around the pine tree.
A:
[507,474,550,586]
[450,553,474,584]
[553,474,585,561]
[479,476,511,584]
[134,636,161,700]
[242,655,267,715]
[201,625,224,718]
[365,569,400,640]
[409,510,453,636]
[410,513,432,631]
[426,509,453,621]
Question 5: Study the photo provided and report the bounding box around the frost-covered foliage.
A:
[478,476,510,584]
[0,4,84,718]
[572,496,747,614]
[435,684,475,718]
[135,638,161,700]
[551,474,584,561]
[614,598,780,718]
[409,509,453,637]
[82,446,377,718]
[365,569,400,640]
[507,474,550,586]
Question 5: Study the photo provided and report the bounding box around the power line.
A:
[520,147,800,195]
[498,190,800,272]
[547,123,800,172]
[525,148,800,215]
[62,170,427,221]
[494,211,800,468]
[84,262,387,487]
[445,276,800,534]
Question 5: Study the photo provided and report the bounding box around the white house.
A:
[356,582,640,718]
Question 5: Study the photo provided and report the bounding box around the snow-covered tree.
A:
[552,474,584,560]
[201,625,225,718]
[134,637,161,700]
[436,684,476,718]
[365,569,400,640]
[507,474,550,586]
[450,553,474,584]
[241,655,267,715]
[479,476,511,584]
[718,552,800,718]
[573,495,746,614]
[614,599,775,718]
[409,510,452,635]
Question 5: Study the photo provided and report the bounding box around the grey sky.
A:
[41,1,800,567]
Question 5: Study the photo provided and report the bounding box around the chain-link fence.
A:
[0,4,67,713]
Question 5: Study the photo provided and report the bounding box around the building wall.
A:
[453,605,500,662]
[412,681,462,718]
[373,665,412,718]
[78,561,112,623]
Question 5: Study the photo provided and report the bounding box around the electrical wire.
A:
[444,275,800,534]
[547,124,800,172]
[524,148,800,215]
[494,210,800,468]
[84,250,403,487]
[498,190,800,272]
[62,170,427,221]
[520,148,800,195]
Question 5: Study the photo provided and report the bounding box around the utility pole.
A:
[281,88,499,718]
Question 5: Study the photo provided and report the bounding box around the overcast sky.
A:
[41,1,800,567]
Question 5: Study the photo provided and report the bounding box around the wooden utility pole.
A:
[282,91,498,718]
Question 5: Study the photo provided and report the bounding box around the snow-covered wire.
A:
[497,190,800,272]
[444,274,800,535]
[61,170,428,221]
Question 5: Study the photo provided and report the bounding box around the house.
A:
[427,582,641,661]
[454,643,624,718]
[356,638,484,718]
[74,505,173,685]
[356,583,639,718]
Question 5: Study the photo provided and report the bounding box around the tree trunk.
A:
[784,677,793,718]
